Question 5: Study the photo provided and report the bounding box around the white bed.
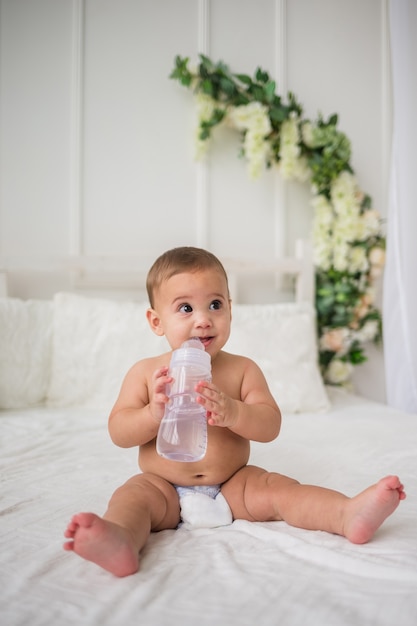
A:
[1,253,416,626]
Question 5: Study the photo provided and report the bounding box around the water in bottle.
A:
[156,338,211,462]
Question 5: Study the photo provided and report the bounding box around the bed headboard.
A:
[0,239,313,304]
[223,239,313,304]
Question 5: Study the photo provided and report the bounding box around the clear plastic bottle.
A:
[156,338,211,462]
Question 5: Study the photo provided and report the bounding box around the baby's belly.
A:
[138,430,250,486]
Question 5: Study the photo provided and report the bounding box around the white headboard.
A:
[223,240,313,304]
[0,240,313,304]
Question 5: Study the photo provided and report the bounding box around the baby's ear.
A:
[146,308,165,336]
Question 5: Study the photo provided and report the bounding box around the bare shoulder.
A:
[123,352,171,385]
[112,351,172,405]
[217,350,261,371]
[125,351,172,378]
[215,350,275,404]
[213,350,266,388]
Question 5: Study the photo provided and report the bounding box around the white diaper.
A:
[175,484,233,530]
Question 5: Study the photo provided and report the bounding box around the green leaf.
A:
[251,85,265,101]
[348,346,367,365]
[255,67,269,83]
[169,55,192,85]
[199,127,210,140]
[234,93,250,106]
[265,81,276,103]
[362,194,372,209]
[219,77,236,96]
[201,79,213,96]
[199,53,215,71]
[235,73,252,85]
[269,105,288,123]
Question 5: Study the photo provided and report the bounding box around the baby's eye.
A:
[210,300,222,310]
[179,303,193,313]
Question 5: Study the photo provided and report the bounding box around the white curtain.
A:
[384,0,417,414]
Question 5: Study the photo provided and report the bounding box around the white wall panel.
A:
[1,0,389,271]
[81,0,199,257]
[0,10,389,295]
[207,0,284,260]
[0,0,73,256]
[286,0,388,215]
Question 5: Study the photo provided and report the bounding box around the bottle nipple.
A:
[182,337,205,350]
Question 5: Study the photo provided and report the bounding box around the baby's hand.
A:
[149,366,172,423]
[195,381,238,428]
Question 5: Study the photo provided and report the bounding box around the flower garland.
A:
[170,54,386,386]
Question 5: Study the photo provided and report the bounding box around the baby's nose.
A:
[195,312,212,327]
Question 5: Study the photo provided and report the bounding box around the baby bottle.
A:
[156,338,211,462]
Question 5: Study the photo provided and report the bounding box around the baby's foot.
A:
[63,512,139,577]
[344,475,406,544]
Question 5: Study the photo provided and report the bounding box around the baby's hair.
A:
[146,246,229,308]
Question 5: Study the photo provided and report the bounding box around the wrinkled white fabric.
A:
[384,1,417,413]
[1,388,417,626]
[0,298,53,408]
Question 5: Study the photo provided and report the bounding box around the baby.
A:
[63,246,406,577]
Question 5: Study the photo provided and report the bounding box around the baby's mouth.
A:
[199,336,213,348]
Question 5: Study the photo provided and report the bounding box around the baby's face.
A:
[151,268,232,358]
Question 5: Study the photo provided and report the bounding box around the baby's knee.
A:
[264,472,300,490]
[123,472,175,499]
[109,473,169,504]
[109,473,180,529]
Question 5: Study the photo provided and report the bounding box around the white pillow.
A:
[46,292,168,408]
[46,293,329,413]
[0,298,53,408]
[226,302,329,413]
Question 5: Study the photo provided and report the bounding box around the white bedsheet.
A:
[1,388,417,626]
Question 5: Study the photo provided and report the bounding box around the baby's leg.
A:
[63,473,180,576]
[221,466,405,543]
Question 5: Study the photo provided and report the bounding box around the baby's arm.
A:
[196,357,281,443]
[108,360,172,448]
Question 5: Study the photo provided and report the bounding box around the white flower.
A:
[333,212,360,243]
[348,246,369,274]
[330,171,361,217]
[313,241,333,271]
[325,359,353,384]
[228,102,271,134]
[356,209,382,240]
[278,115,309,181]
[194,93,222,159]
[312,193,332,214]
[195,92,217,121]
[228,102,272,179]
[301,121,315,147]
[354,320,379,343]
[294,156,311,181]
[243,127,271,179]
[312,194,334,270]
[332,240,350,272]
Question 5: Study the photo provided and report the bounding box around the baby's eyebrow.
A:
[172,292,226,305]
[172,295,191,305]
